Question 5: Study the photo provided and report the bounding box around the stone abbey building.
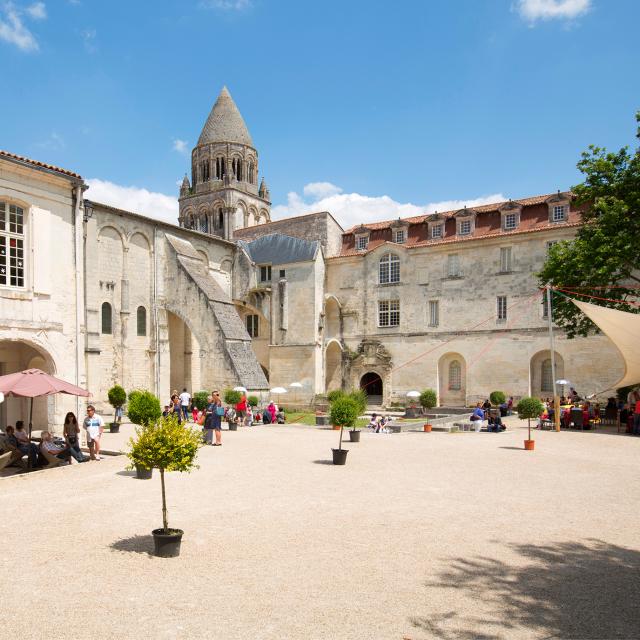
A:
[0,87,623,427]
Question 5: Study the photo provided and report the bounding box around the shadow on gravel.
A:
[410,539,640,639]
[312,460,334,465]
[115,470,136,477]
[110,534,154,555]
[498,446,524,451]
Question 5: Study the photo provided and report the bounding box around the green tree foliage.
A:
[419,388,438,409]
[517,396,545,441]
[107,384,126,409]
[489,390,506,406]
[329,396,359,429]
[538,111,640,337]
[247,395,259,407]
[347,389,367,415]
[224,389,242,405]
[327,389,344,403]
[126,414,202,532]
[127,390,162,426]
[192,391,209,411]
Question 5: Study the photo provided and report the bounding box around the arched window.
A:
[199,216,208,233]
[215,157,225,179]
[202,160,210,182]
[248,161,255,184]
[541,359,553,392]
[217,208,224,229]
[0,201,25,288]
[137,306,146,337]
[232,157,243,181]
[449,360,461,390]
[379,253,400,284]
[101,302,112,335]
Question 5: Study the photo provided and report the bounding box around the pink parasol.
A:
[0,369,90,464]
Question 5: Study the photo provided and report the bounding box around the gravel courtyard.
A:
[1,420,638,640]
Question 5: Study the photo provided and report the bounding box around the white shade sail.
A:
[270,387,287,394]
[572,299,640,388]
[289,382,303,388]
[406,390,420,398]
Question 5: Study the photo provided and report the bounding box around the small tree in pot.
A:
[107,384,127,433]
[517,396,544,451]
[192,391,209,412]
[247,395,259,408]
[420,389,437,431]
[126,390,162,477]
[489,390,506,406]
[329,396,359,464]
[223,389,242,430]
[127,414,202,557]
[346,390,367,442]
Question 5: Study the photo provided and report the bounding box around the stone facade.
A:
[0,89,628,427]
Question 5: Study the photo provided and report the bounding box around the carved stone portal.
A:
[346,339,393,406]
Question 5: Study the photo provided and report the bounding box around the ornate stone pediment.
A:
[351,339,393,369]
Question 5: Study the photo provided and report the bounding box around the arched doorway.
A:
[325,340,343,393]
[438,352,466,406]
[167,311,201,395]
[360,372,383,404]
[0,340,56,430]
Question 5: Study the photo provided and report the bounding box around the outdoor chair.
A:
[39,447,65,468]
[570,408,584,430]
[603,406,617,426]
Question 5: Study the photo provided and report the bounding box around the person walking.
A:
[205,390,223,446]
[235,392,247,427]
[170,394,182,424]
[179,388,191,422]
[83,405,104,460]
[63,412,85,462]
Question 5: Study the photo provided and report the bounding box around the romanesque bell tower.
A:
[178,86,271,239]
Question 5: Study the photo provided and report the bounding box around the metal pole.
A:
[546,286,560,431]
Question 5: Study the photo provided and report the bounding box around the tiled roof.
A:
[0,149,83,180]
[198,86,253,147]
[238,233,319,265]
[343,193,560,233]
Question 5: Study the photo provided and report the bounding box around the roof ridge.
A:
[0,149,83,180]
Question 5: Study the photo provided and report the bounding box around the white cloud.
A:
[35,131,65,150]
[85,179,179,225]
[272,183,506,230]
[26,2,46,19]
[515,0,591,23]
[200,0,252,10]
[80,27,96,53]
[173,138,189,154]
[0,3,39,51]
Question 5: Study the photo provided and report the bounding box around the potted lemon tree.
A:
[126,390,162,478]
[420,389,437,431]
[107,384,126,433]
[347,390,367,442]
[517,396,544,451]
[224,389,242,430]
[127,414,202,557]
[330,395,359,465]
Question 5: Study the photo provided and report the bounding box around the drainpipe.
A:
[72,184,85,419]
[154,225,160,395]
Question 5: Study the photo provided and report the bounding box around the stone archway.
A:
[530,350,565,398]
[325,339,343,393]
[167,310,201,397]
[438,352,466,406]
[360,372,383,402]
[346,339,393,406]
[0,340,57,430]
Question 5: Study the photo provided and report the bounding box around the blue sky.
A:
[1,0,638,228]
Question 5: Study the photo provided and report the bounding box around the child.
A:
[192,406,199,423]
[367,413,378,431]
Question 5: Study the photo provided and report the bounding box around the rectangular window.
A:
[356,236,368,250]
[542,296,549,319]
[499,247,512,273]
[459,219,472,235]
[428,300,439,327]
[393,229,406,244]
[378,299,400,327]
[279,269,286,278]
[447,254,460,277]
[504,213,517,230]
[431,224,443,239]
[246,314,259,338]
[552,205,566,222]
[497,296,507,321]
[546,240,558,252]
[0,202,25,288]
[260,265,272,282]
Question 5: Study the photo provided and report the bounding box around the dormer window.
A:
[552,205,566,222]
[393,229,406,244]
[500,201,522,231]
[356,235,368,251]
[458,219,472,235]
[504,213,517,230]
[431,224,443,239]
[259,265,272,282]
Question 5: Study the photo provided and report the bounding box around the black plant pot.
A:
[152,528,183,558]
[332,448,348,465]
[228,422,238,431]
[349,430,361,442]
[135,465,153,480]
[110,422,120,433]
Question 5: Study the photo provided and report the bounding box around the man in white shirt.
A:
[179,388,191,422]
[83,405,104,461]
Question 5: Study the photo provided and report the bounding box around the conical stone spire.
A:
[197,86,254,147]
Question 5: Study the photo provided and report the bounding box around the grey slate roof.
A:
[238,233,319,266]
[198,86,254,147]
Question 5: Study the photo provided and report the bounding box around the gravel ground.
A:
[1,419,638,640]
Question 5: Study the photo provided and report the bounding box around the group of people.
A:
[470,402,506,432]
[0,405,105,470]
[367,413,390,433]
